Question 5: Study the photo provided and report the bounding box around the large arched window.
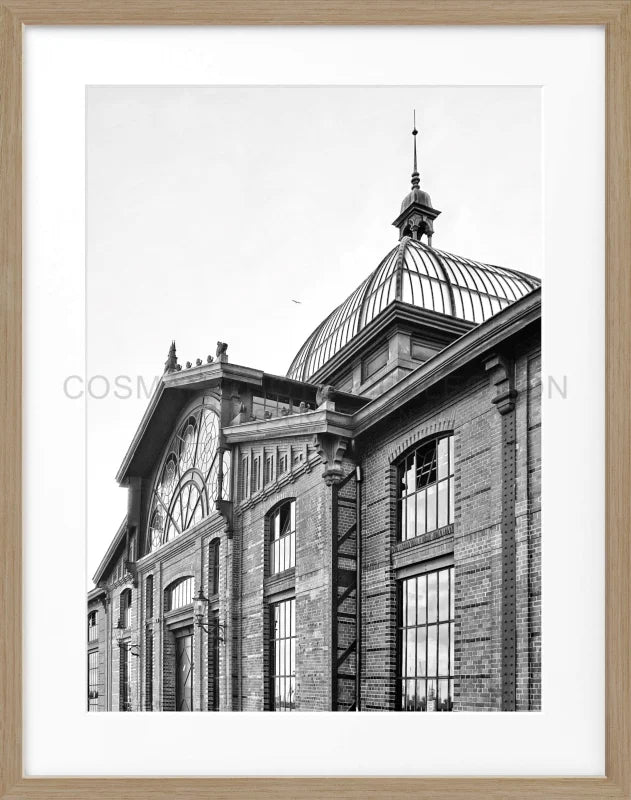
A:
[165,577,194,612]
[397,434,454,541]
[146,397,226,553]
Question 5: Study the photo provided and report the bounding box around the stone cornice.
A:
[221,290,540,447]
[308,299,473,386]
[134,512,225,575]
[351,289,540,437]
[223,408,354,444]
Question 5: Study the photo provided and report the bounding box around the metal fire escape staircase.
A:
[331,466,362,711]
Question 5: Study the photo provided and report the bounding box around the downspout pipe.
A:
[355,463,362,712]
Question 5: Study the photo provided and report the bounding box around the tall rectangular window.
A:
[119,645,130,711]
[269,500,296,575]
[398,434,454,541]
[209,540,220,596]
[119,589,132,629]
[87,611,98,642]
[209,610,220,711]
[145,575,154,619]
[145,629,153,711]
[270,597,296,711]
[398,566,455,711]
[87,651,99,711]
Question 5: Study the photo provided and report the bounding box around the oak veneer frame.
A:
[1,2,629,798]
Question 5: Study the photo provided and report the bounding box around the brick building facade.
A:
[87,142,542,713]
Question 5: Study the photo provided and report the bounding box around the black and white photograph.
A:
[85,86,542,714]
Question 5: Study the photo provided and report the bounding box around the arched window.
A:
[165,577,194,612]
[119,588,132,629]
[146,398,221,553]
[397,434,454,541]
[269,500,296,575]
[88,610,98,642]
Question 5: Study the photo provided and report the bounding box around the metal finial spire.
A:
[411,110,420,189]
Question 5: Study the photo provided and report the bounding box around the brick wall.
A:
[357,340,542,712]
[234,435,331,711]
[89,335,541,713]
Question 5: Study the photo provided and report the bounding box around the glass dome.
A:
[287,237,540,382]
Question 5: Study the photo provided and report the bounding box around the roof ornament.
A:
[164,340,179,374]
[411,110,420,190]
[216,341,228,362]
[392,112,440,246]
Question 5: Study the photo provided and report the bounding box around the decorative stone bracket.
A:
[215,499,234,539]
[313,433,349,486]
[123,560,138,588]
[485,353,518,415]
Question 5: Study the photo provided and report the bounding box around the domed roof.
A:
[287,237,540,383]
[401,187,432,212]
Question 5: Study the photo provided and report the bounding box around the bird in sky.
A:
[291,299,302,304]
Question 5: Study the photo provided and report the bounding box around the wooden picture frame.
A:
[1,2,628,797]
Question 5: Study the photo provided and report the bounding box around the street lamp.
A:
[193,587,227,642]
[113,619,140,657]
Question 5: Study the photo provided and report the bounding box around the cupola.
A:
[392,113,441,246]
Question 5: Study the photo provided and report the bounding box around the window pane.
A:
[437,437,449,480]
[406,494,416,540]
[449,477,455,523]
[406,576,417,627]
[438,679,451,711]
[438,623,450,675]
[449,568,455,619]
[417,573,427,625]
[426,484,437,532]
[405,456,414,494]
[406,628,416,677]
[438,569,450,621]
[402,582,407,627]
[418,680,428,711]
[416,627,427,677]
[437,479,448,529]
[405,681,416,711]
[449,436,454,475]
[427,625,437,676]
[426,679,437,712]
[416,490,427,536]
[428,571,438,623]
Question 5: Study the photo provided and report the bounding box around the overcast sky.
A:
[87,86,542,583]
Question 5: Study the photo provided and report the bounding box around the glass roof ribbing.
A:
[287,237,540,382]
